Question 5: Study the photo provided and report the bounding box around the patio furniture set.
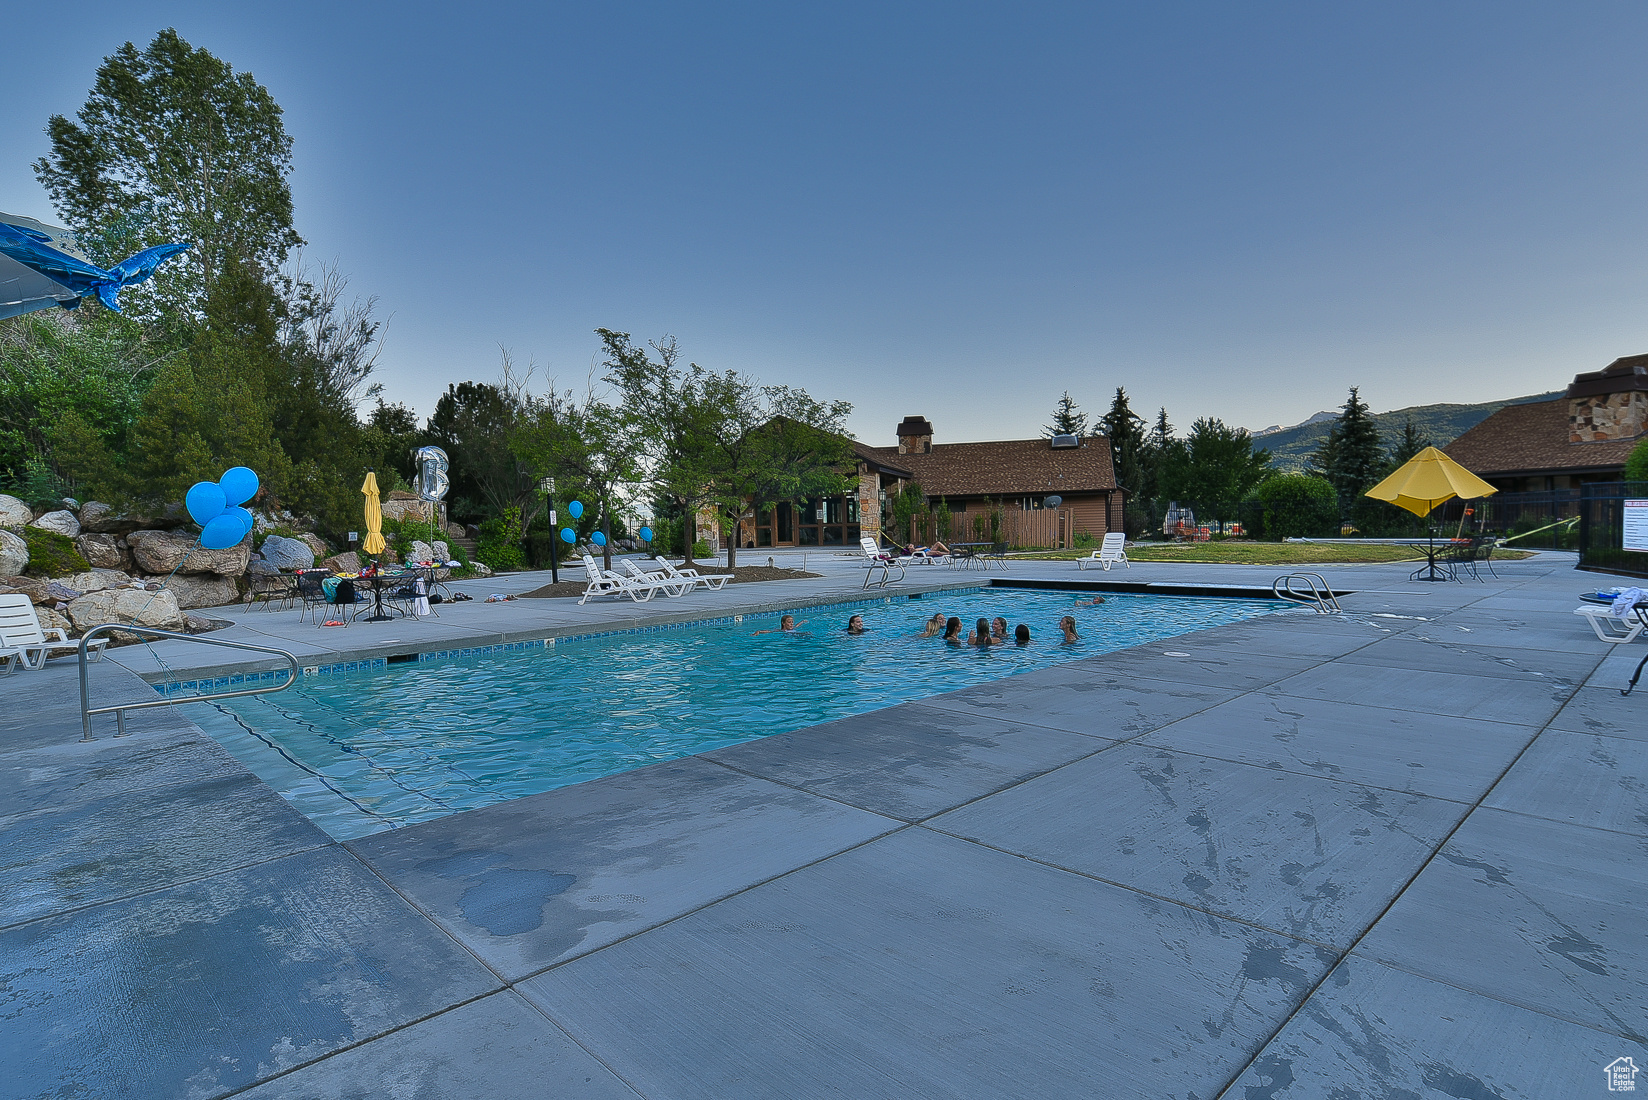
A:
[578,554,732,603]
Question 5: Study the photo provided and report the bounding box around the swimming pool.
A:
[183,589,1293,839]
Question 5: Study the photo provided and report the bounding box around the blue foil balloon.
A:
[638,525,653,542]
[560,527,576,543]
[200,514,245,550]
[592,531,607,546]
[225,505,256,539]
[568,500,584,520]
[218,466,260,506]
[185,481,227,525]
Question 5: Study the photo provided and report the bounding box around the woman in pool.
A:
[942,617,964,644]
[918,612,948,637]
[1074,595,1106,606]
[845,614,867,634]
[1058,615,1079,644]
[991,617,1009,641]
[752,614,800,635]
[967,617,996,646]
[1014,624,1031,645]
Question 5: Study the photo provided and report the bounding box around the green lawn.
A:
[1013,541,1533,566]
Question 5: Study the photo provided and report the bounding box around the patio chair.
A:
[1574,601,1648,644]
[621,558,691,597]
[0,593,107,669]
[296,570,332,623]
[1077,532,1129,571]
[858,536,906,589]
[982,541,1010,569]
[1,646,19,676]
[1439,538,1478,582]
[656,557,732,591]
[578,555,672,603]
[386,568,438,618]
[245,571,298,612]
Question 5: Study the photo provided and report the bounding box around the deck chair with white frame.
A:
[621,558,692,597]
[1078,532,1130,571]
[0,593,108,669]
[1574,602,1648,644]
[580,554,673,603]
[858,536,906,589]
[656,558,732,591]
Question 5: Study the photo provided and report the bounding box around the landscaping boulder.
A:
[247,558,280,577]
[0,577,50,605]
[76,533,127,570]
[66,587,184,634]
[471,561,493,577]
[299,533,327,558]
[159,573,239,610]
[30,510,81,538]
[445,522,465,539]
[322,551,361,574]
[408,539,435,564]
[0,529,27,577]
[38,606,73,638]
[381,498,434,523]
[433,541,450,562]
[259,534,315,571]
[127,529,251,575]
[182,613,222,634]
[64,570,132,595]
[76,502,181,535]
[0,494,31,528]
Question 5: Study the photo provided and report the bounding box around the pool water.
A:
[183,589,1291,839]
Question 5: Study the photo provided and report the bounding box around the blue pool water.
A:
[184,589,1292,839]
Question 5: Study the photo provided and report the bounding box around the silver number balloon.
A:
[414,446,450,502]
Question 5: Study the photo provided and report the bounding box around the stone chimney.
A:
[896,416,934,455]
[1567,355,1648,443]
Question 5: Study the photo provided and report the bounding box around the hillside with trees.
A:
[1255,391,1563,472]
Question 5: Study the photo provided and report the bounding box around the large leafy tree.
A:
[34,28,303,329]
[1043,392,1087,438]
[1310,387,1384,522]
[1158,417,1271,522]
[426,380,526,521]
[1099,388,1148,500]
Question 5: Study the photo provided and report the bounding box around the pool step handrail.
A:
[1272,573,1343,614]
[78,624,300,742]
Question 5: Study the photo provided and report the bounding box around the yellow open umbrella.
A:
[361,471,386,556]
[1365,446,1497,517]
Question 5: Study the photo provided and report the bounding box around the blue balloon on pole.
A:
[200,514,246,550]
[224,505,256,540]
[218,466,260,506]
[560,527,576,543]
[185,481,227,525]
[638,525,653,542]
[592,531,607,546]
[568,500,584,520]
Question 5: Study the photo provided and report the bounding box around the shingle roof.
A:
[857,437,1118,497]
[1442,398,1640,475]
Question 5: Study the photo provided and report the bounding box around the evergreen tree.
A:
[1310,387,1384,522]
[1043,392,1087,438]
[1099,388,1148,499]
[1388,416,1429,468]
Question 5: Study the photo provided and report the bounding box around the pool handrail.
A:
[78,624,299,742]
[1271,573,1343,614]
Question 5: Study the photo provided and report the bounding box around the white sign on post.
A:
[1624,499,1648,553]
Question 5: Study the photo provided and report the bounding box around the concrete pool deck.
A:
[2,550,1645,1097]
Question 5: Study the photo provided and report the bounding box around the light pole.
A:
[540,476,559,584]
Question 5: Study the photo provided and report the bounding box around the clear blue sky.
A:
[6,2,1647,445]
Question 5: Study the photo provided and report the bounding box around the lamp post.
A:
[540,476,559,585]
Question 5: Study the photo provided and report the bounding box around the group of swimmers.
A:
[758,594,1105,645]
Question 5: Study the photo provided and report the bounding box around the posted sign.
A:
[1626,499,1648,552]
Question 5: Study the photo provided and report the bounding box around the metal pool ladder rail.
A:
[1272,573,1343,614]
[78,624,300,742]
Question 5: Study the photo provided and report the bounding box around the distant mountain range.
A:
[1252,391,1565,472]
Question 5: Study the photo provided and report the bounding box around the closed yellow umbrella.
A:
[361,471,386,556]
[1365,446,1497,517]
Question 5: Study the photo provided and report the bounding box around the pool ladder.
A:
[1272,573,1343,614]
[77,623,299,742]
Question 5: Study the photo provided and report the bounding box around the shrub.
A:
[1072,531,1095,549]
[1626,437,1648,483]
[21,527,89,577]
[1251,475,1338,540]
[475,508,525,571]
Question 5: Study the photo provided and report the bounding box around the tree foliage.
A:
[1310,387,1385,522]
[1100,387,1148,500]
[1625,436,1648,483]
[1158,417,1271,520]
[1043,392,1087,438]
[1251,474,1337,539]
[34,28,302,328]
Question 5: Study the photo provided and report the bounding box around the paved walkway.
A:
[2,551,1644,1098]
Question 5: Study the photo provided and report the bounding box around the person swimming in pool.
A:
[1058,615,1079,644]
[753,614,801,635]
[1014,623,1031,645]
[1074,595,1106,606]
[918,612,948,637]
[942,616,964,644]
[845,614,867,634]
[968,617,996,646]
[991,617,1009,641]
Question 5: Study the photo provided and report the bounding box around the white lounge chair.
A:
[858,536,906,589]
[1574,603,1648,644]
[620,558,692,597]
[1078,532,1129,571]
[656,558,732,591]
[0,593,108,669]
[1,646,20,676]
[578,555,672,604]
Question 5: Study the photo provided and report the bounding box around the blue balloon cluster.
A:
[568,500,585,520]
[560,528,576,544]
[592,531,607,547]
[638,525,654,543]
[185,466,260,549]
